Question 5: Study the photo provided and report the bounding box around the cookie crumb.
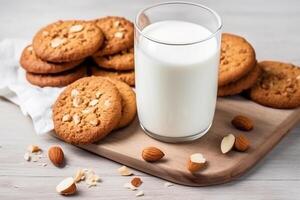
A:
[118,166,133,176]
[164,182,174,187]
[24,153,31,161]
[135,191,144,197]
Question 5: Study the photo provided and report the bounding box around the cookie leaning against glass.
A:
[218,33,256,87]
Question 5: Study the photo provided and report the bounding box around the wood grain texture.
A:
[79,97,300,186]
[0,0,300,199]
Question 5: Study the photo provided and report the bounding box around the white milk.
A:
[135,20,219,139]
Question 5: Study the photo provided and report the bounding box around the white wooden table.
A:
[0,0,299,199]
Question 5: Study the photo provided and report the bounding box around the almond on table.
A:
[48,146,64,167]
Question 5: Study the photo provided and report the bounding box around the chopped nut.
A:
[27,145,41,153]
[84,169,101,187]
[62,114,71,122]
[50,37,66,48]
[89,119,99,126]
[113,21,120,28]
[114,31,124,39]
[42,31,49,36]
[164,182,174,187]
[89,99,99,106]
[31,156,38,162]
[72,114,81,125]
[72,97,82,108]
[74,169,85,183]
[118,166,133,176]
[69,24,83,33]
[71,89,79,98]
[24,152,31,161]
[82,108,92,114]
[131,177,142,187]
[136,191,144,197]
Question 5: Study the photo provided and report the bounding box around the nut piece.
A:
[234,134,250,152]
[69,24,83,33]
[27,145,41,153]
[89,119,99,126]
[48,146,64,167]
[72,97,82,108]
[221,134,236,154]
[72,114,81,125]
[131,177,142,187]
[136,191,144,197]
[142,147,165,162]
[24,152,31,161]
[71,89,79,98]
[231,115,253,131]
[56,177,76,195]
[164,182,174,187]
[118,166,133,176]
[74,169,85,183]
[114,31,124,39]
[62,114,71,122]
[187,153,206,173]
[50,37,66,48]
[89,99,99,106]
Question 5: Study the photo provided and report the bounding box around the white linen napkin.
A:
[0,39,63,135]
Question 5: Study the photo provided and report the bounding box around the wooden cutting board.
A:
[77,96,300,186]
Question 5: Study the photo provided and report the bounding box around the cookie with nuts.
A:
[20,45,84,74]
[52,76,122,144]
[218,64,261,97]
[106,78,136,129]
[94,16,134,56]
[250,61,300,109]
[93,48,134,71]
[32,20,104,62]
[26,65,86,87]
[219,33,256,86]
[91,66,135,86]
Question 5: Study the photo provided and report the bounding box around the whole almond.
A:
[48,146,64,167]
[231,115,253,131]
[142,147,164,162]
[131,177,143,187]
[234,134,250,152]
[187,153,206,173]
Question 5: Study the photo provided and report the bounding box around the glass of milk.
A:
[134,2,222,142]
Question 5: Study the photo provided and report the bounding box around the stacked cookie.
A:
[217,33,260,97]
[20,20,104,87]
[217,33,300,109]
[53,76,137,144]
[90,16,135,86]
